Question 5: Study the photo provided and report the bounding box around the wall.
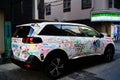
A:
[0,11,4,54]
[101,23,111,36]
[93,0,108,10]
[45,0,91,21]
[45,0,111,21]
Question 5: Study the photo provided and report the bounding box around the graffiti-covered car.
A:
[11,22,115,78]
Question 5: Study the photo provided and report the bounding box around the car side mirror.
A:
[100,33,104,38]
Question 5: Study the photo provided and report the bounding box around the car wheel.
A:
[104,46,114,62]
[44,54,66,79]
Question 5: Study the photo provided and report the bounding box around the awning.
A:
[91,10,120,22]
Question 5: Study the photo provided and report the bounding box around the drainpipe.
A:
[112,0,114,8]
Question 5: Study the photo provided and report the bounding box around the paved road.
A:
[84,42,120,80]
[0,42,120,80]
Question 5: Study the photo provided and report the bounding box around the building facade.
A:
[0,0,44,58]
[45,0,92,21]
[44,0,120,38]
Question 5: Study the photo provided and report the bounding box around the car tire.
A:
[104,45,115,62]
[44,54,66,79]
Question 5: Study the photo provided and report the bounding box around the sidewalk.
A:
[0,63,19,72]
[0,58,11,65]
[115,41,120,49]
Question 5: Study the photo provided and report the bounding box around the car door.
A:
[80,26,104,56]
[61,24,90,59]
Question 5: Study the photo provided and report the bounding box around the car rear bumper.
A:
[11,55,43,69]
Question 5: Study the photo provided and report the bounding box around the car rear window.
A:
[13,26,34,38]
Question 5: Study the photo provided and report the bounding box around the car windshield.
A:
[13,26,34,38]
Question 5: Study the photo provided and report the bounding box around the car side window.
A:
[80,26,99,37]
[62,25,85,36]
[39,24,62,36]
[13,26,31,38]
[28,28,34,37]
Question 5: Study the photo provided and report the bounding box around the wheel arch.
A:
[43,49,68,78]
[44,49,69,62]
[104,43,115,54]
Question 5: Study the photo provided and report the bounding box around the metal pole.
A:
[32,0,39,20]
[112,0,114,8]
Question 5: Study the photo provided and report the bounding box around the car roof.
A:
[41,22,86,26]
[16,22,87,27]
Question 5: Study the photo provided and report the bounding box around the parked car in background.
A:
[11,22,115,79]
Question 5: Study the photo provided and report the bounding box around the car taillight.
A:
[30,38,34,43]
[25,64,31,68]
[22,37,42,43]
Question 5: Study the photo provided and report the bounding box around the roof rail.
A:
[33,19,59,22]
[18,19,60,25]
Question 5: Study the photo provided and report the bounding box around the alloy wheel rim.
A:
[107,48,113,61]
[48,58,64,77]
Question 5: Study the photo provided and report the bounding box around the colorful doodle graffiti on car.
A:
[11,22,115,79]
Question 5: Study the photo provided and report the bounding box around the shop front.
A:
[91,10,120,40]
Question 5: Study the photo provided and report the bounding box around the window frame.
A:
[61,25,86,37]
[13,26,32,38]
[81,0,92,9]
[38,24,100,37]
[45,4,51,15]
[114,0,120,9]
[38,24,62,36]
[63,0,71,12]
[108,0,120,9]
[108,0,113,8]
[80,26,100,37]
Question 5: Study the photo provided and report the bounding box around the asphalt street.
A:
[84,42,120,80]
[0,42,120,80]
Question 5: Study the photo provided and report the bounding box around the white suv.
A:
[11,22,115,78]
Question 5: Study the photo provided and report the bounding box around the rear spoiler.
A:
[16,24,32,27]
